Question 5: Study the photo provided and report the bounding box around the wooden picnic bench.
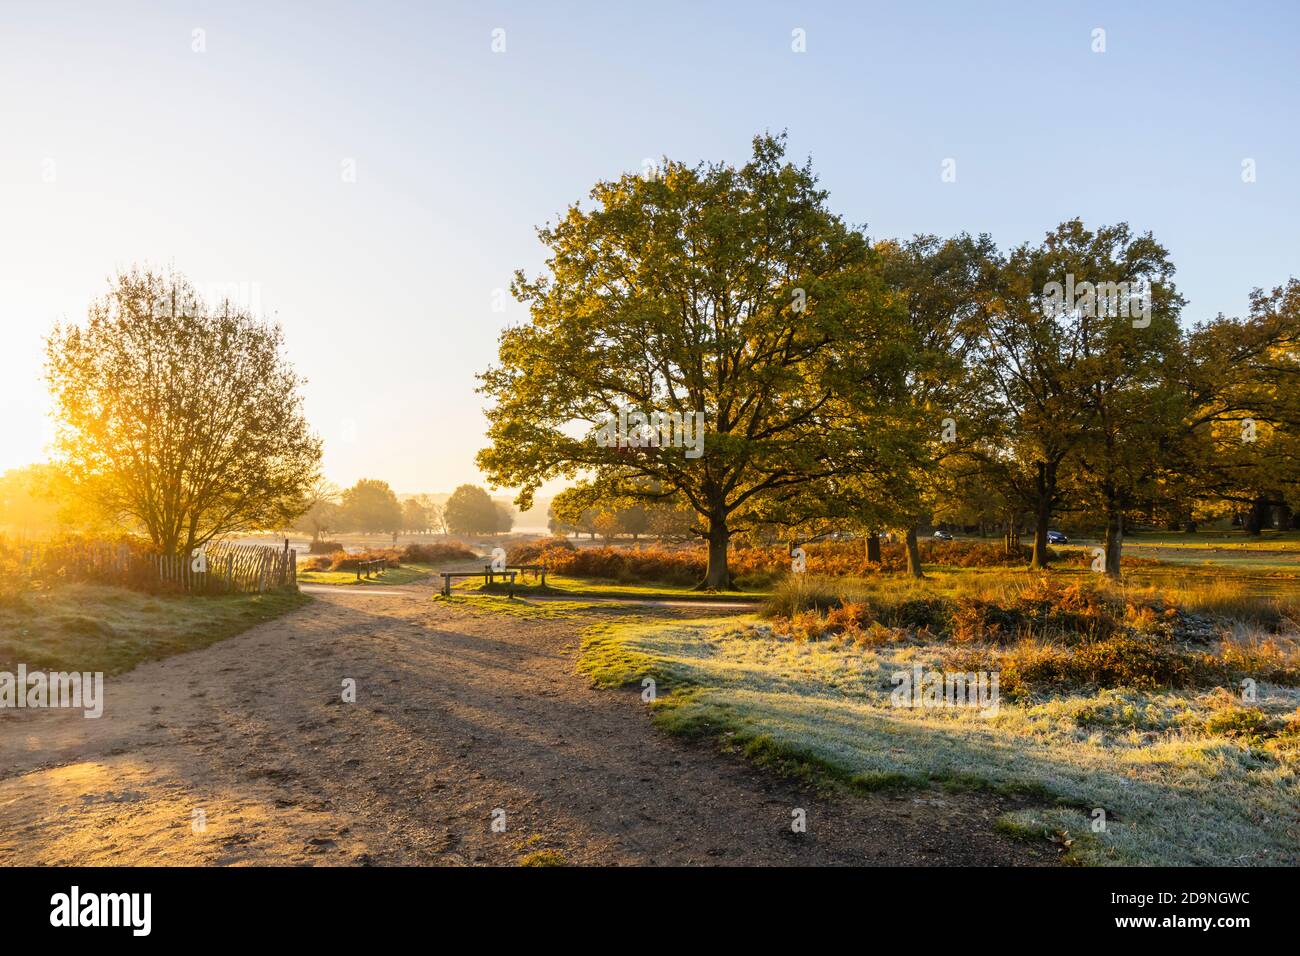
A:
[439,569,516,597]
[356,559,387,580]
[485,563,547,587]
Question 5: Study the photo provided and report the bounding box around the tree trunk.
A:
[1276,502,1293,532]
[865,532,881,563]
[1030,502,1051,569]
[1104,508,1123,579]
[903,526,924,579]
[699,516,731,590]
[1244,496,1270,536]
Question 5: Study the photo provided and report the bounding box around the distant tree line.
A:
[547,487,694,542]
[290,479,514,540]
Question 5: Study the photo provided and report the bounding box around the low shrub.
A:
[761,577,846,618]
[1204,706,1272,740]
[530,537,1083,587]
[309,539,343,555]
[950,597,1028,644]
[509,537,575,565]
[945,637,1223,696]
[881,597,952,632]
[1216,636,1300,685]
[328,549,401,572]
[399,541,477,563]
[946,631,1300,697]
[1012,577,1124,642]
[539,544,706,586]
[788,609,835,642]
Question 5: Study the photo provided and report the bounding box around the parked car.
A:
[1047,530,1068,544]
[932,529,953,540]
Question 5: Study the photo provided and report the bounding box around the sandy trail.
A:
[0,585,1052,866]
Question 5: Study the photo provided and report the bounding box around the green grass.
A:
[297,563,435,586]
[1124,530,1300,550]
[578,611,1300,866]
[434,591,621,620]
[578,618,689,689]
[0,583,310,675]
[1117,531,1300,572]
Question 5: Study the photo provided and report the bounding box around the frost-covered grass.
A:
[580,614,1300,866]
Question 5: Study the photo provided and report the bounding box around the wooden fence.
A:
[5,537,298,595]
[157,541,298,594]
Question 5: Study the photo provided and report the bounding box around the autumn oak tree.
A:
[477,134,890,588]
[1179,280,1300,534]
[968,221,1177,570]
[836,233,996,577]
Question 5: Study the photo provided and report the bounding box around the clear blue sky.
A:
[1,0,1296,495]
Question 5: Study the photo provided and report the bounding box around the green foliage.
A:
[1181,281,1300,533]
[967,220,1183,570]
[400,497,432,533]
[477,133,894,587]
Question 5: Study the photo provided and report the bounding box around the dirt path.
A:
[0,585,1053,866]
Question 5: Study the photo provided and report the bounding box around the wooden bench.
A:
[356,559,388,580]
[440,569,516,597]
[484,564,546,588]
[505,564,547,586]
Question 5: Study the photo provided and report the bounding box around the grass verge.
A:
[297,563,435,586]
[0,583,310,675]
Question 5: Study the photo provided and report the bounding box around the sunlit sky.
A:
[1,0,1296,495]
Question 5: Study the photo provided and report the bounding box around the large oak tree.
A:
[1179,280,1300,533]
[477,134,890,587]
[969,220,1177,569]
